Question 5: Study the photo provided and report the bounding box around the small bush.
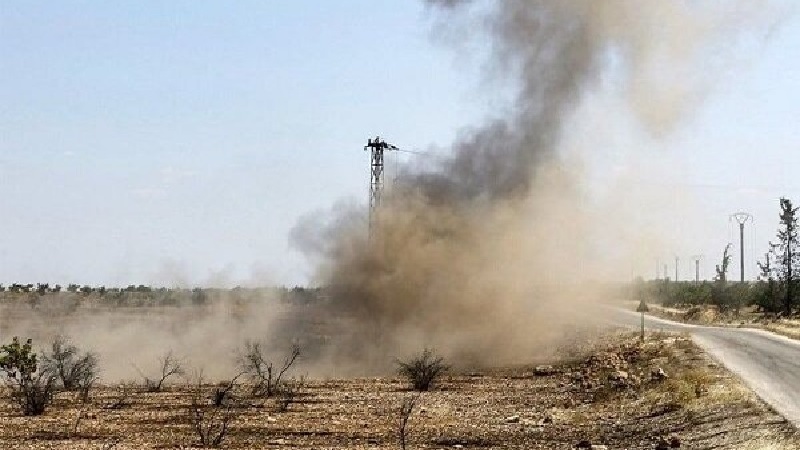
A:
[648,368,715,412]
[396,348,448,392]
[212,373,244,407]
[238,341,300,398]
[189,372,239,448]
[275,376,304,413]
[104,381,136,410]
[41,335,99,401]
[0,337,59,416]
[136,350,184,392]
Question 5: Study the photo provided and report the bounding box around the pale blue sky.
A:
[1,2,799,286]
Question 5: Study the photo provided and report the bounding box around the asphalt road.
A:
[604,308,800,427]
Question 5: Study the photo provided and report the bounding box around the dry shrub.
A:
[212,372,244,407]
[189,372,240,448]
[104,381,136,410]
[274,376,304,413]
[647,368,716,412]
[397,394,419,450]
[396,348,448,392]
[238,342,300,398]
[41,335,99,402]
[136,350,184,392]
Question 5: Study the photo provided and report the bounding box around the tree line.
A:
[0,285,325,308]
[642,197,799,316]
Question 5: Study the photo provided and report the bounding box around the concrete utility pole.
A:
[692,255,703,284]
[730,212,752,283]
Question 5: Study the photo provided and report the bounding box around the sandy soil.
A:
[0,331,797,449]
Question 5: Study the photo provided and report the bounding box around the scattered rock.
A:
[608,370,629,387]
[652,367,668,380]
[504,415,520,424]
[669,435,681,448]
[575,441,608,450]
[655,438,670,450]
[534,365,556,376]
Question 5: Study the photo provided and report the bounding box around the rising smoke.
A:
[293,0,780,373]
[0,1,780,382]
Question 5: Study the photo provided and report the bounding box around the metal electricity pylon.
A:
[730,212,752,283]
[365,137,396,233]
[364,136,423,236]
[365,136,414,235]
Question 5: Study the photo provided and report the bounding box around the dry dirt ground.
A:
[0,331,797,450]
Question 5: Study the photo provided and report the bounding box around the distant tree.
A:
[712,244,732,311]
[767,198,800,316]
[191,288,209,306]
[756,251,781,313]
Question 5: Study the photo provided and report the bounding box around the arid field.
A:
[1,330,797,450]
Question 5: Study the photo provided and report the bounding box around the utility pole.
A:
[636,299,649,341]
[730,212,752,283]
[364,136,399,236]
[664,264,668,282]
[692,254,703,284]
[675,256,679,282]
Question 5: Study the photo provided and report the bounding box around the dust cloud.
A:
[0,291,297,382]
[291,0,780,373]
[0,1,780,381]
